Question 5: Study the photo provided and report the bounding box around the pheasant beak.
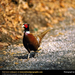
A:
[22,24,24,28]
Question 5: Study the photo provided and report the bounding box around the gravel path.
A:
[0,25,75,70]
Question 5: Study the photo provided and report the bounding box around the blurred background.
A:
[0,0,75,50]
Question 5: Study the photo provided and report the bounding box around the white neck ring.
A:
[25,31,30,33]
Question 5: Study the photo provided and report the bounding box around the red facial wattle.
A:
[24,24,28,28]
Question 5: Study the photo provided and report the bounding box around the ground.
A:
[0,25,75,70]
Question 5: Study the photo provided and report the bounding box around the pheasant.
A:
[22,23,51,59]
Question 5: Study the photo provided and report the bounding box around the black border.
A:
[0,70,71,75]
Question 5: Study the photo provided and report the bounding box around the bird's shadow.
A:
[14,52,35,59]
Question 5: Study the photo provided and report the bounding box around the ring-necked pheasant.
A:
[22,23,51,59]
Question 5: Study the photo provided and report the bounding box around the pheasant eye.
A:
[24,24,28,28]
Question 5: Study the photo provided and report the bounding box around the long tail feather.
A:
[38,28,51,39]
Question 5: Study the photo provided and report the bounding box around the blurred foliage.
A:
[0,0,75,49]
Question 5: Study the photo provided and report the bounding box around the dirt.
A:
[0,25,75,70]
